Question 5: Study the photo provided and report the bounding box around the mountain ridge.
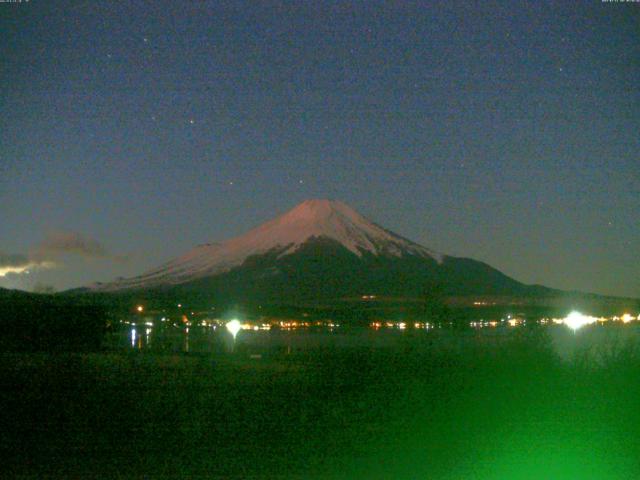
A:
[91,199,443,291]
[85,199,606,307]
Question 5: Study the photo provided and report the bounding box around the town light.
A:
[621,313,633,324]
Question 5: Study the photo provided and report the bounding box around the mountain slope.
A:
[168,237,548,304]
[93,199,442,291]
[90,199,553,302]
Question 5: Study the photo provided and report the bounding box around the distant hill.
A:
[0,287,108,351]
[0,287,37,299]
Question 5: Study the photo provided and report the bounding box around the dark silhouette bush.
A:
[0,295,108,352]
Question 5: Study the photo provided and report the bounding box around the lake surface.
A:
[106,322,640,362]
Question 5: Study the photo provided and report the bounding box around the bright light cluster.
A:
[621,313,635,324]
[225,319,241,339]
[370,321,433,330]
[563,311,598,331]
[471,320,501,328]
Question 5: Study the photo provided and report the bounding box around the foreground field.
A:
[1,329,639,479]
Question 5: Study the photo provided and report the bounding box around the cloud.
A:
[0,253,30,268]
[34,231,110,260]
[0,252,55,277]
[0,231,126,278]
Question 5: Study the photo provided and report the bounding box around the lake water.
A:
[106,322,640,362]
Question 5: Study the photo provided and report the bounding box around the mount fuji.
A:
[89,199,554,303]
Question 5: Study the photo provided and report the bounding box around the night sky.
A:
[1,1,638,297]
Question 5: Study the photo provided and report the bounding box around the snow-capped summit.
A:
[93,199,442,291]
[238,199,440,259]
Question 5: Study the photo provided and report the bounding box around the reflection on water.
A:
[107,321,640,362]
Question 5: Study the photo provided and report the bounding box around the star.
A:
[143,37,149,43]
[189,119,195,125]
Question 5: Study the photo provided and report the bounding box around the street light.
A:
[226,319,241,353]
[226,319,241,340]
[564,311,595,331]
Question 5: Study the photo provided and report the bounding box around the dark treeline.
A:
[0,291,109,352]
